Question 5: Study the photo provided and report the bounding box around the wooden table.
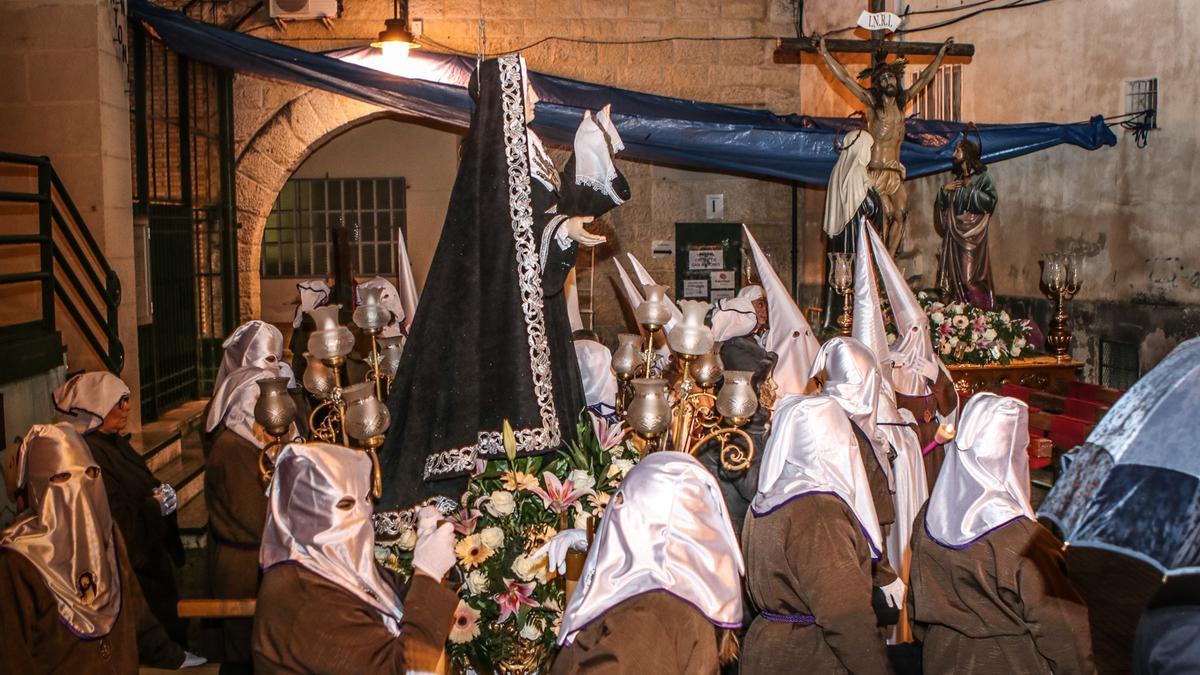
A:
[947,356,1083,399]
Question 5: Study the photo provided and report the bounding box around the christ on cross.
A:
[818,34,953,253]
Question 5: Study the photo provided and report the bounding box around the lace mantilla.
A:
[422,54,561,480]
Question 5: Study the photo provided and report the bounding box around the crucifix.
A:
[776,0,975,254]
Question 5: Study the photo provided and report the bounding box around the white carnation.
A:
[984,328,998,341]
[519,619,543,641]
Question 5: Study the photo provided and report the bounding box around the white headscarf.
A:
[1,423,120,638]
[565,269,585,333]
[261,442,405,635]
[925,394,1033,548]
[574,106,626,204]
[294,281,331,329]
[812,337,894,489]
[205,365,295,449]
[737,285,764,302]
[626,253,683,331]
[824,130,874,237]
[558,452,744,646]
[743,225,821,397]
[214,320,284,395]
[356,276,405,339]
[710,297,757,342]
[852,225,929,594]
[574,338,617,409]
[866,226,949,402]
[752,396,883,558]
[52,372,130,434]
[395,234,419,334]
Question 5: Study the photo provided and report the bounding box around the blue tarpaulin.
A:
[130,0,1117,185]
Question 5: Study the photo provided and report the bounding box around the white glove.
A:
[532,528,588,575]
[880,577,906,609]
[412,506,456,581]
[153,484,178,516]
[179,651,207,668]
[564,216,605,247]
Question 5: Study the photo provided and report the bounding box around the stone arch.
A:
[234,85,392,319]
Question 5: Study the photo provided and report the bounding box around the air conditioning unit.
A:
[269,0,338,20]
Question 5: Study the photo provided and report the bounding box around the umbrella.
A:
[1039,336,1200,575]
[1039,337,1200,671]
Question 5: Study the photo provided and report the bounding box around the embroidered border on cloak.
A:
[420,54,561,481]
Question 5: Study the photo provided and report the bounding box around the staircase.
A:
[0,151,123,384]
[130,399,209,547]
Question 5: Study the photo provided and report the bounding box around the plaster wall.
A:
[799,0,1200,375]
[0,0,141,425]
[257,117,460,329]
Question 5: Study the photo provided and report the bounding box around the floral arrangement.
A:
[897,292,1033,366]
[377,412,640,671]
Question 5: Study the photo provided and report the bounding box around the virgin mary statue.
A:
[377,55,629,511]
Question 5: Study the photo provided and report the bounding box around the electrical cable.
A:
[897,0,1060,34]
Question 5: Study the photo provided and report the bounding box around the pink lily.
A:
[447,505,481,536]
[591,414,628,451]
[494,578,539,623]
[528,471,593,514]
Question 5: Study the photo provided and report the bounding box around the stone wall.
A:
[0,0,140,425]
[229,0,807,342]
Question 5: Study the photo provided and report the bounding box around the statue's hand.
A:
[940,36,954,52]
[944,179,962,191]
[817,33,828,52]
[565,216,605,247]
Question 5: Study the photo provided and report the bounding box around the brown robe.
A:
[909,507,1095,674]
[0,531,184,674]
[551,591,723,674]
[742,494,891,675]
[204,426,268,665]
[895,369,957,488]
[850,424,898,588]
[253,565,457,674]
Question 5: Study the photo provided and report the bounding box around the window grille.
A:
[261,177,407,278]
[1125,78,1158,129]
[1099,339,1139,390]
[910,64,962,122]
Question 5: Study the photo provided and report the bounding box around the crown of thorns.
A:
[857,57,908,81]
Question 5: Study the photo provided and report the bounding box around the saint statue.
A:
[935,137,997,309]
[376,55,629,511]
[818,35,953,253]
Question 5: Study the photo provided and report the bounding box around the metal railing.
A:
[0,152,123,373]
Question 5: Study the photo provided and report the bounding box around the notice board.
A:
[674,223,743,304]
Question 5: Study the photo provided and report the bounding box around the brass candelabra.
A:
[829,251,854,336]
[613,287,757,472]
[1041,253,1083,363]
[257,288,404,500]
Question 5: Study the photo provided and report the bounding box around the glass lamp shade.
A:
[690,346,724,387]
[343,382,391,441]
[1065,254,1082,288]
[716,370,757,423]
[611,333,645,379]
[667,300,714,357]
[253,377,296,437]
[828,252,853,288]
[626,378,671,439]
[376,335,405,379]
[636,285,673,330]
[352,286,393,332]
[302,353,337,399]
[307,306,355,361]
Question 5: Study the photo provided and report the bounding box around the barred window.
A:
[1125,78,1158,129]
[261,177,406,278]
[1099,338,1139,390]
[910,64,962,122]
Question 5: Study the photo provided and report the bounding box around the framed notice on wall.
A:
[674,223,743,305]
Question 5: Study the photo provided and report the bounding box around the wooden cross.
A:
[774,0,975,66]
